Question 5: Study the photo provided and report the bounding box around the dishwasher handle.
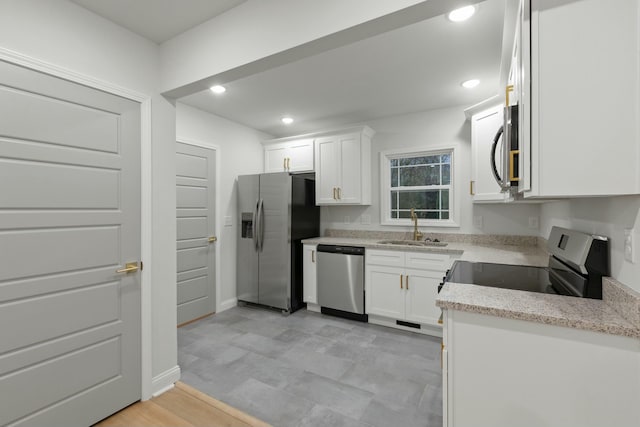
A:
[316,244,365,256]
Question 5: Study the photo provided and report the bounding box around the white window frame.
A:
[380,145,459,227]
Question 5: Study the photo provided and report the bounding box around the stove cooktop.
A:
[444,261,558,295]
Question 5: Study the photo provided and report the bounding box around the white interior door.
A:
[176,142,216,325]
[0,60,141,425]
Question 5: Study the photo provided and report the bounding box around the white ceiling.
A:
[179,0,506,137]
[70,0,247,43]
[71,0,505,138]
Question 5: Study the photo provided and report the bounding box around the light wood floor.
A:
[94,381,271,427]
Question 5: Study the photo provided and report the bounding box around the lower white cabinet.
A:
[302,244,317,304]
[365,249,455,329]
[442,309,640,427]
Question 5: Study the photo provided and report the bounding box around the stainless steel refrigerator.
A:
[237,172,320,313]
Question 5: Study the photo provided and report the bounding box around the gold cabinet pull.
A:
[505,84,514,106]
[312,250,315,263]
[208,236,217,243]
[509,150,520,182]
[333,188,337,200]
[400,274,403,289]
[406,275,409,290]
[470,180,475,195]
[337,187,341,199]
[286,157,291,170]
[283,157,287,170]
[116,262,139,274]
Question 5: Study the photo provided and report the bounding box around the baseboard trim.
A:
[150,365,181,398]
[306,303,321,313]
[218,298,238,313]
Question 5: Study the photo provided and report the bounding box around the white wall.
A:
[0,0,177,391]
[541,197,640,293]
[176,103,269,308]
[321,106,541,236]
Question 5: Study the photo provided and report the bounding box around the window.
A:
[381,147,457,226]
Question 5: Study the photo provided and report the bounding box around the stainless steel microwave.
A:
[490,104,519,192]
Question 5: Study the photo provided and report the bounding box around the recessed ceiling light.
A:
[209,85,226,94]
[281,117,294,125]
[461,79,480,89]
[448,5,476,22]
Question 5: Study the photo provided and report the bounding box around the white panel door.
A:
[303,244,317,304]
[287,138,314,172]
[338,133,361,204]
[264,144,288,173]
[315,136,339,204]
[471,105,508,202]
[0,60,141,426]
[365,265,405,319]
[404,268,441,325]
[176,142,216,325]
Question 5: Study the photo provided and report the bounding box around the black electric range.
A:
[443,261,558,294]
[440,227,610,299]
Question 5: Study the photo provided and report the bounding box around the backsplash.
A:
[324,228,539,246]
[603,278,640,330]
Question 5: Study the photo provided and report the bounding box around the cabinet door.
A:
[315,136,340,204]
[337,133,361,204]
[471,105,508,202]
[303,244,317,304]
[264,144,289,173]
[404,268,441,325]
[287,139,314,172]
[365,265,405,319]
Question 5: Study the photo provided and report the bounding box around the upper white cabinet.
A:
[315,126,374,205]
[468,101,512,203]
[263,138,314,173]
[516,0,640,197]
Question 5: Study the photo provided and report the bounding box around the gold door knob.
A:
[116,262,139,274]
[208,236,217,243]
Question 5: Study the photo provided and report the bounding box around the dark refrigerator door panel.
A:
[258,172,291,310]
[237,174,260,304]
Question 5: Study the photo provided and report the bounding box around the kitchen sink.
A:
[377,239,448,247]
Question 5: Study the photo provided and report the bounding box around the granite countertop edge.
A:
[436,283,640,339]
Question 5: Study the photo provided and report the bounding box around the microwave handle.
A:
[491,125,504,187]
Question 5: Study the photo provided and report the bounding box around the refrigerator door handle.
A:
[253,198,260,250]
[258,198,265,251]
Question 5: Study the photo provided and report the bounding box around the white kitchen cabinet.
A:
[442,309,640,427]
[302,244,317,304]
[263,138,314,173]
[516,0,640,197]
[365,249,455,333]
[315,126,374,205]
[469,102,512,203]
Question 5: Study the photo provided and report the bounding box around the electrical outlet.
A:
[361,214,371,225]
[344,216,351,224]
[224,215,232,226]
[624,228,635,263]
[528,216,539,229]
[473,216,483,229]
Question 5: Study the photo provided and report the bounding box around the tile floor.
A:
[178,305,443,427]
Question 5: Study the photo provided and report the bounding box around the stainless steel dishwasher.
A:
[316,244,367,322]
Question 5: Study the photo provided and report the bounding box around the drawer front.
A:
[405,251,452,272]
[365,249,405,267]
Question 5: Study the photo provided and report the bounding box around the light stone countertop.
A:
[436,282,640,338]
[301,236,549,266]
